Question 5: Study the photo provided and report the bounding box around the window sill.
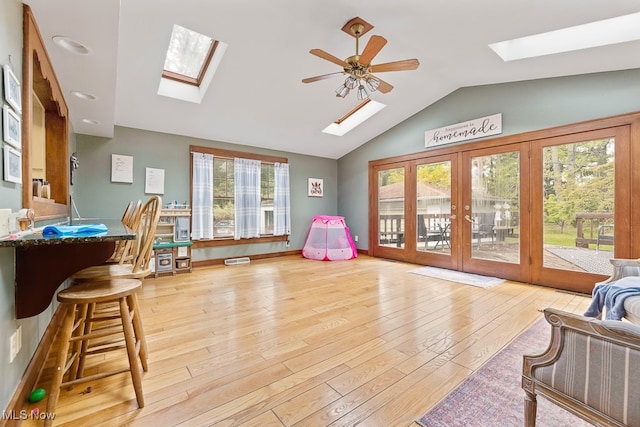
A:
[193,235,287,248]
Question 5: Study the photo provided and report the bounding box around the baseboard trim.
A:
[192,249,369,269]
[3,304,69,426]
[192,249,302,268]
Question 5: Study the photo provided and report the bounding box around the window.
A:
[213,157,234,237]
[261,163,274,235]
[191,145,289,247]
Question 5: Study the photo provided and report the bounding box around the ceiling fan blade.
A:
[302,72,345,84]
[373,76,394,93]
[369,58,420,73]
[358,35,387,66]
[309,49,350,68]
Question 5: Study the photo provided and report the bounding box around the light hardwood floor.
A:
[22,255,591,426]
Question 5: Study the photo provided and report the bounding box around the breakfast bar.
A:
[0,219,136,318]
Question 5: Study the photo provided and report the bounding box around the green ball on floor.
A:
[28,388,46,403]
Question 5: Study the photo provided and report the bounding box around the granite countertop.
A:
[0,219,135,248]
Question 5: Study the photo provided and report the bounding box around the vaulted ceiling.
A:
[24,0,640,159]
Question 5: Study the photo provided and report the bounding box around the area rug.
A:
[416,318,592,427]
[408,266,505,288]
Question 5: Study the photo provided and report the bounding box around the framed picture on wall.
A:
[3,145,22,183]
[308,177,323,197]
[3,65,21,113]
[111,153,133,183]
[2,105,21,148]
[145,167,165,194]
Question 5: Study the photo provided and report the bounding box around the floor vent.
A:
[224,257,250,266]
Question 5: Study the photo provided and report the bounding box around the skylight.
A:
[158,24,228,103]
[322,99,386,136]
[163,25,216,85]
[489,12,640,61]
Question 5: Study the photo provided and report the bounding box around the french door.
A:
[414,154,459,271]
[529,127,630,293]
[370,119,634,291]
[461,144,530,281]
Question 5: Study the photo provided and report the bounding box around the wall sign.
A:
[425,113,502,148]
[145,167,165,194]
[111,154,133,183]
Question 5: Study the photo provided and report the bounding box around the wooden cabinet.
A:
[150,209,192,278]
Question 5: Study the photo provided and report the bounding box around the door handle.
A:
[464,215,474,223]
[450,214,457,220]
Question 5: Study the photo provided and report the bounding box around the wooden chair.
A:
[596,223,615,251]
[106,200,143,264]
[72,196,161,281]
[45,279,146,427]
[522,308,640,426]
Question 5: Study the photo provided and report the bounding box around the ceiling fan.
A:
[302,17,420,100]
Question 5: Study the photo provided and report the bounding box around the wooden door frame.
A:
[368,111,640,290]
[369,161,412,262]
[529,126,631,292]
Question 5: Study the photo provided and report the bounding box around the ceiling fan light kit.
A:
[304,16,419,99]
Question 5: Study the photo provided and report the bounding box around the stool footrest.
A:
[61,367,130,388]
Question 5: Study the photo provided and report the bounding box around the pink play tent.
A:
[302,215,357,261]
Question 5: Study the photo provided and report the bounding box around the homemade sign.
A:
[425,113,502,148]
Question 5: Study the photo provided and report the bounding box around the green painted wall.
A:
[75,126,338,260]
[0,0,52,412]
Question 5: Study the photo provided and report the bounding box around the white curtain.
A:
[191,152,214,240]
[234,158,261,239]
[273,162,290,236]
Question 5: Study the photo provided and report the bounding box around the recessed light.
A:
[52,36,91,55]
[71,91,97,101]
[81,119,100,125]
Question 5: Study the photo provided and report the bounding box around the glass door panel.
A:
[417,160,452,255]
[377,167,405,249]
[541,138,615,274]
[469,151,520,263]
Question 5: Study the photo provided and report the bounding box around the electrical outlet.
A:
[285,240,290,248]
[355,235,358,242]
[9,326,21,363]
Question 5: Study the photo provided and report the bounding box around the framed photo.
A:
[3,65,21,113]
[2,105,21,148]
[3,145,22,183]
[308,177,323,197]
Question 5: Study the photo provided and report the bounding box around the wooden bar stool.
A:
[45,279,146,427]
[65,196,160,382]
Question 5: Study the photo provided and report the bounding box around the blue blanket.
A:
[584,276,640,320]
[42,223,108,238]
